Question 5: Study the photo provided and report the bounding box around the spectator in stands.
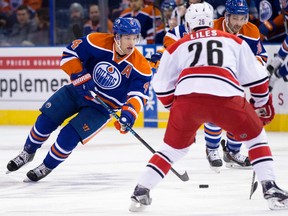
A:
[144,0,155,6]
[120,0,165,44]
[0,0,43,15]
[83,4,113,35]
[0,0,44,35]
[206,0,226,19]
[110,0,130,22]
[60,2,85,45]
[2,4,37,46]
[161,0,177,31]
[0,12,9,43]
[170,0,186,27]
[170,0,206,27]
[26,7,49,45]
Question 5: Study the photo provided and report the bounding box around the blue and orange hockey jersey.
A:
[213,17,268,64]
[164,18,268,65]
[60,33,152,114]
[250,0,285,42]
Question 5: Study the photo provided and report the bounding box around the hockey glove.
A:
[250,94,275,125]
[267,55,283,75]
[71,70,95,99]
[259,20,276,38]
[114,104,137,134]
[148,48,164,69]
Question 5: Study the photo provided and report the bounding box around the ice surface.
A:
[0,126,288,216]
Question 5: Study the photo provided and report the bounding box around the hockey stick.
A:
[89,91,189,182]
[279,0,288,34]
[249,171,258,199]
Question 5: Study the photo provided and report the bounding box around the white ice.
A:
[0,126,288,216]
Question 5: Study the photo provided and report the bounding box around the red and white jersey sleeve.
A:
[152,28,269,109]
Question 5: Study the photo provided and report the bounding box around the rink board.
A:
[0,46,287,131]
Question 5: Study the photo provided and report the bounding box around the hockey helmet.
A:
[225,0,248,15]
[185,2,214,32]
[113,17,141,35]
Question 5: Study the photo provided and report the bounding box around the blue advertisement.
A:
[142,45,158,127]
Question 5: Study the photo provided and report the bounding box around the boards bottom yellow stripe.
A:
[0,110,287,131]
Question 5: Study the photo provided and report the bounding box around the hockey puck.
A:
[199,184,209,188]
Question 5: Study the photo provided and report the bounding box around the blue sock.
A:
[204,123,222,149]
[24,113,58,154]
[226,132,242,153]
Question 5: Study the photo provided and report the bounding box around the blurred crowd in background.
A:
[0,0,286,46]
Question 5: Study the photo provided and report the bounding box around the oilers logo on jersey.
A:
[93,62,121,90]
[259,0,273,22]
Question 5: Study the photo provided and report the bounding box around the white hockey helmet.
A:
[185,2,214,32]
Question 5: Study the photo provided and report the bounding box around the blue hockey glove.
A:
[259,20,276,37]
[278,64,288,81]
[71,70,95,99]
[148,48,164,69]
[267,55,283,75]
[114,104,137,134]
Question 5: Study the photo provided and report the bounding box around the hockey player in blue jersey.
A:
[6,17,152,182]
[267,34,288,91]
[204,0,268,172]
[266,1,288,91]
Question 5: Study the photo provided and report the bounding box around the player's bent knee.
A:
[57,124,81,151]
[242,129,268,149]
[158,143,190,163]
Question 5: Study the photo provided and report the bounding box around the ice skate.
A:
[6,150,35,173]
[266,55,283,75]
[24,163,52,182]
[129,185,152,212]
[268,72,280,92]
[221,140,251,169]
[262,180,288,210]
[206,147,222,173]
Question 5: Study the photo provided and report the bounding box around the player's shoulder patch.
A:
[141,5,161,16]
[142,5,151,13]
[213,17,225,29]
[87,33,114,50]
[120,8,132,16]
[164,36,177,48]
[128,49,152,76]
[240,22,260,39]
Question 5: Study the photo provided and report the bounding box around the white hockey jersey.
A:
[153,28,269,109]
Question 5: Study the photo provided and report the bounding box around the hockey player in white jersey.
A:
[129,2,288,212]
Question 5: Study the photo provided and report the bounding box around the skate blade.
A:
[267,198,288,210]
[209,166,221,174]
[6,170,12,174]
[23,177,35,183]
[129,200,147,212]
[225,163,252,170]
